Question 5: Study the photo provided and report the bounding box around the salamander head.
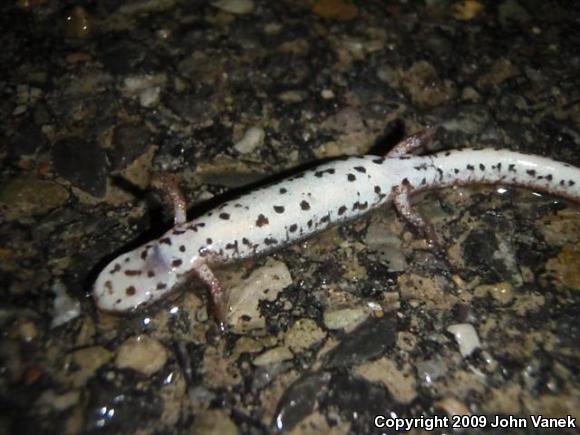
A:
[93,242,181,312]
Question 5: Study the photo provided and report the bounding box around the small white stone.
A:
[212,0,254,15]
[323,307,369,331]
[139,86,160,108]
[116,335,168,375]
[321,89,334,99]
[253,346,293,366]
[447,323,481,357]
[51,280,81,328]
[227,259,292,331]
[233,127,265,154]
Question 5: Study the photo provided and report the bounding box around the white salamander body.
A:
[93,146,580,317]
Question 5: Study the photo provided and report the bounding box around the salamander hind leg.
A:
[386,127,436,158]
[151,173,187,225]
[391,183,442,249]
[192,260,229,331]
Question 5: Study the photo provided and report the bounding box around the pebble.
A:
[0,177,69,220]
[355,358,417,404]
[253,346,293,366]
[324,315,397,368]
[284,318,326,352]
[109,123,151,170]
[64,6,93,40]
[416,357,448,385]
[227,259,293,331]
[474,282,514,305]
[447,323,481,357]
[320,89,335,99]
[277,90,307,103]
[18,319,38,342]
[70,346,113,387]
[36,389,81,413]
[322,307,369,331]
[233,127,265,154]
[545,245,580,291]
[51,280,81,328]
[190,409,239,435]
[211,0,254,15]
[365,222,407,272]
[51,137,108,197]
[312,0,358,20]
[121,74,166,108]
[115,335,168,376]
[233,336,264,357]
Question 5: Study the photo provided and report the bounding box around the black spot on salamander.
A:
[172,229,186,235]
[126,286,136,296]
[479,164,485,171]
[124,257,130,263]
[353,166,366,173]
[110,264,121,274]
[421,177,427,185]
[560,180,565,186]
[307,219,313,228]
[274,205,285,213]
[352,201,360,211]
[497,163,502,171]
[219,213,230,220]
[527,169,536,176]
[466,164,475,171]
[279,187,287,194]
[545,174,553,181]
[338,205,347,215]
[444,151,451,156]
[372,158,384,164]
[157,283,167,290]
[147,271,155,277]
[264,237,278,245]
[160,237,172,245]
[256,214,269,227]
[289,224,298,233]
[399,156,411,160]
[226,242,236,250]
[374,186,381,194]
[105,280,112,291]
[454,168,460,174]
[358,201,368,210]
[206,238,213,245]
[508,164,516,172]
[300,200,310,210]
[436,168,443,179]
[172,259,182,268]
[141,250,148,260]
[402,178,410,186]
[347,173,356,182]
[569,180,576,186]
[320,215,330,224]
[179,245,186,252]
[124,270,142,276]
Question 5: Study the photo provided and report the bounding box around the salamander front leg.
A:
[151,173,187,225]
[386,127,436,158]
[192,260,229,331]
[392,183,441,249]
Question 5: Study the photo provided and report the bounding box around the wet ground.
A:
[1,0,579,434]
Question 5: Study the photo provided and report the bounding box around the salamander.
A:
[92,131,580,324]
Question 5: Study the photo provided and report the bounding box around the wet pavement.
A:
[1,0,579,434]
